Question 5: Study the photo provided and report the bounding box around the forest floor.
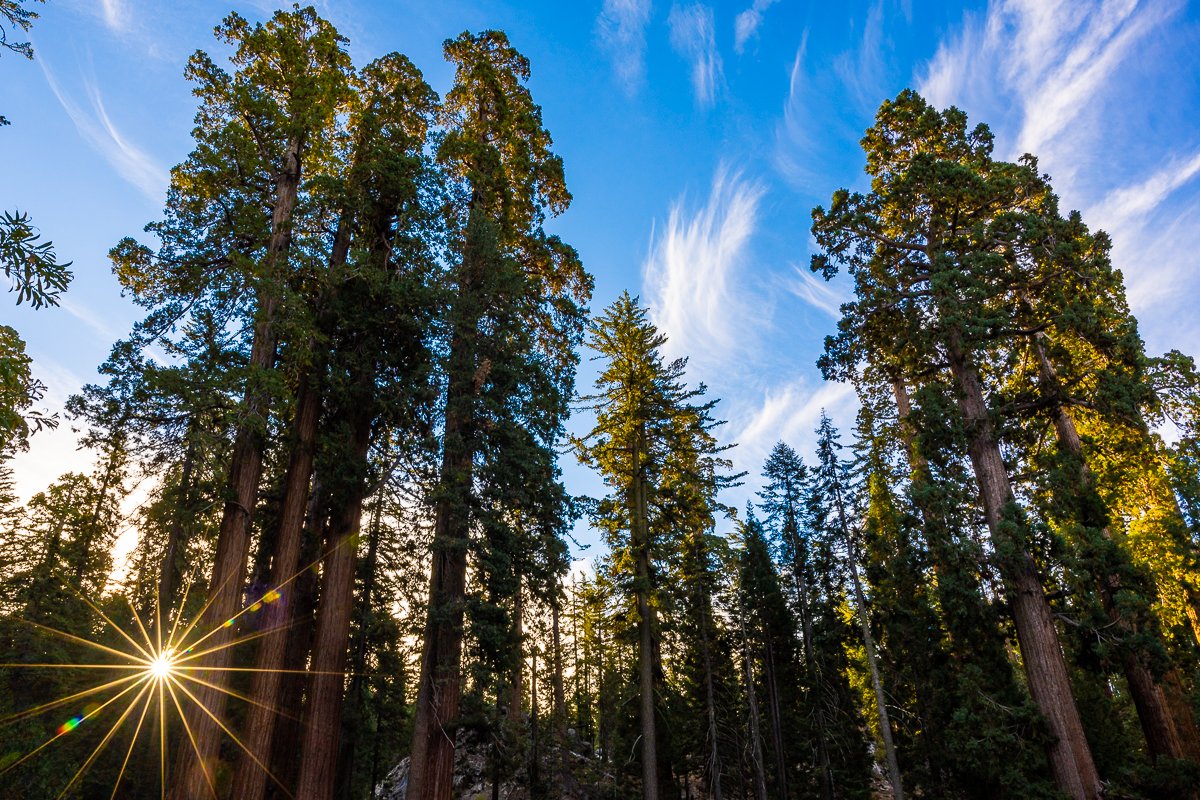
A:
[373,739,599,800]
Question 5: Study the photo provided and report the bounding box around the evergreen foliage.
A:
[3,12,1200,800]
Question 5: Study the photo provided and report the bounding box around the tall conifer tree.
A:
[812,91,1102,799]
[408,30,590,800]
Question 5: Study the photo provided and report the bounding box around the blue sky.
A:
[4,0,1200,561]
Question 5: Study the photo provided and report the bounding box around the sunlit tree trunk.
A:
[1030,333,1190,764]
[945,326,1101,800]
[170,132,302,800]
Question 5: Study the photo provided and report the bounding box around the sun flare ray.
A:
[163,672,218,799]
[2,541,361,798]
[56,678,155,799]
[173,668,301,723]
[109,681,154,800]
[166,674,294,798]
[67,586,155,663]
[0,671,144,726]
[0,675,150,778]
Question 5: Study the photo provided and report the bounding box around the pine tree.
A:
[736,510,802,799]
[811,414,904,800]
[575,292,739,800]
[574,293,678,800]
[759,442,843,799]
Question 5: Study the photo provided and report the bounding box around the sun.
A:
[149,653,174,680]
[0,538,357,798]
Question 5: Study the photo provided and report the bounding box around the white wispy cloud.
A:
[786,267,847,319]
[833,0,887,114]
[919,0,1177,172]
[734,0,780,53]
[40,59,167,202]
[773,35,812,186]
[597,0,654,93]
[60,298,121,341]
[1088,152,1200,311]
[668,3,723,108]
[1091,149,1200,225]
[100,0,129,31]
[775,31,863,192]
[916,0,1198,353]
[642,166,763,369]
[733,379,856,479]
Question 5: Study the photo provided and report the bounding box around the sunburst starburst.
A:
[0,568,312,799]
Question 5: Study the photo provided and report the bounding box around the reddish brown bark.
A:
[1164,669,1200,761]
[408,224,484,800]
[169,134,301,800]
[407,398,473,800]
[1031,335,1187,764]
[231,208,351,800]
[266,504,321,800]
[228,368,321,800]
[945,327,1101,800]
[294,367,374,800]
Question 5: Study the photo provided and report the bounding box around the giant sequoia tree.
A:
[110,8,354,796]
[812,89,1200,799]
[407,29,590,800]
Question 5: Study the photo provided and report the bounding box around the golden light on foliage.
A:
[0,556,340,799]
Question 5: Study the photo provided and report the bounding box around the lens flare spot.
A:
[57,716,83,735]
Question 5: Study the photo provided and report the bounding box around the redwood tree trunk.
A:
[945,327,1101,800]
[407,212,491,800]
[407,333,477,800]
[266,497,322,800]
[1031,334,1187,763]
[336,494,385,799]
[229,366,322,800]
[294,360,375,800]
[170,134,302,800]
